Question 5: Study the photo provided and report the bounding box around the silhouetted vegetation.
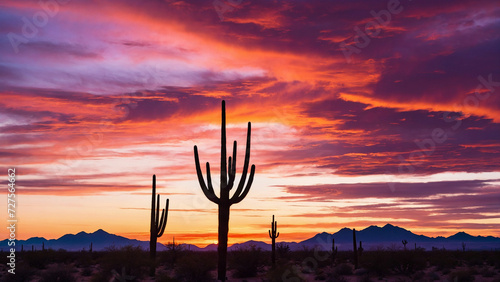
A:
[149,174,169,276]
[1,247,500,281]
[193,100,256,281]
[269,215,279,267]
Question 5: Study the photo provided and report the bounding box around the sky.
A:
[1,0,499,247]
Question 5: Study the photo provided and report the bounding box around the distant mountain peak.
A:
[94,229,108,234]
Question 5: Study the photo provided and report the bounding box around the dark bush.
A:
[95,245,149,281]
[449,270,475,282]
[174,251,216,282]
[228,244,263,278]
[39,264,75,282]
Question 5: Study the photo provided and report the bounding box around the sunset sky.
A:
[1,0,499,247]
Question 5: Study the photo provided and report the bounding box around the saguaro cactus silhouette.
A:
[331,238,338,265]
[269,215,279,266]
[353,228,358,269]
[149,175,169,276]
[194,100,256,281]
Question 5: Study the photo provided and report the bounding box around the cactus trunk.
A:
[149,175,169,277]
[331,238,338,265]
[269,215,279,267]
[194,100,256,282]
[353,228,358,269]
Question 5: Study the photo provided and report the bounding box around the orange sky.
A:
[1,0,500,246]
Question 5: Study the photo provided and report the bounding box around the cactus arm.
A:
[227,141,237,190]
[157,199,169,237]
[230,164,255,204]
[269,230,272,238]
[221,100,227,189]
[155,195,161,231]
[230,122,253,204]
[194,146,220,204]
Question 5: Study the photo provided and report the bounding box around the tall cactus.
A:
[332,238,338,265]
[402,239,408,250]
[269,215,279,267]
[149,174,169,276]
[194,100,256,281]
[353,228,358,269]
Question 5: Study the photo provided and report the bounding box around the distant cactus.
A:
[21,245,23,252]
[32,245,34,252]
[331,238,338,265]
[167,237,182,265]
[194,100,256,281]
[462,242,466,252]
[415,242,417,251]
[269,215,279,267]
[149,175,169,276]
[402,239,408,250]
[358,241,363,256]
[353,228,358,269]
[90,242,93,253]
[42,242,45,251]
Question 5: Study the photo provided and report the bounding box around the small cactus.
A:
[358,241,363,256]
[353,228,358,269]
[42,242,45,251]
[269,215,279,267]
[402,239,408,250]
[462,242,466,252]
[331,238,338,265]
[149,175,169,276]
[90,242,93,253]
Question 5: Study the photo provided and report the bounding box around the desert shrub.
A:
[314,268,327,280]
[159,240,185,267]
[480,266,496,278]
[428,249,459,271]
[21,249,78,269]
[228,244,263,278]
[1,261,36,282]
[426,271,440,281]
[449,270,475,282]
[174,251,215,282]
[389,250,426,275]
[361,251,392,276]
[155,270,177,282]
[276,242,291,261]
[268,263,305,282]
[81,265,93,276]
[357,275,373,282]
[39,264,75,282]
[333,263,353,275]
[95,245,149,281]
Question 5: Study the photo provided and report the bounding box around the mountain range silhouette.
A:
[3,224,499,252]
